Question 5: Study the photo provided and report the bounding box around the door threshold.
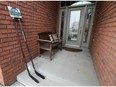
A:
[63,44,80,49]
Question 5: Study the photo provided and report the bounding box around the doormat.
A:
[63,47,82,52]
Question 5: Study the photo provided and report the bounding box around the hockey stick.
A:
[13,18,39,83]
[18,18,45,79]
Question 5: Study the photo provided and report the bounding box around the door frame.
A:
[58,4,96,48]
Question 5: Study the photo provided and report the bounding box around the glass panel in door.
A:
[68,10,81,42]
[82,6,95,48]
[65,8,84,47]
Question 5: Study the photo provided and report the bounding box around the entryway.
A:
[59,2,95,48]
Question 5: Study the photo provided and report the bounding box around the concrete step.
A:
[17,58,78,86]
[17,49,99,86]
[17,70,63,86]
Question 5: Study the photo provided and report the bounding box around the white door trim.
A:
[58,4,96,48]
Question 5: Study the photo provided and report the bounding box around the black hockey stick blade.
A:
[35,70,45,79]
[29,74,39,83]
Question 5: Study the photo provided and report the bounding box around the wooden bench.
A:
[37,32,62,60]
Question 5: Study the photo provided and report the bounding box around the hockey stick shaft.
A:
[13,18,39,83]
[18,19,45,79]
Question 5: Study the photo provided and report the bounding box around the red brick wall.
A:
[89,1,116,86]
[0,1,59,85]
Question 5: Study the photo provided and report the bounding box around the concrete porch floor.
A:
[12,48,99,86]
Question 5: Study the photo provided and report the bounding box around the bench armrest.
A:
[37,39,52,43]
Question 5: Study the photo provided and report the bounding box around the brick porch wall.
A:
[0,1,59,85]
[89,1,116,86]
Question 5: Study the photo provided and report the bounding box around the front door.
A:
[64,7,85,48]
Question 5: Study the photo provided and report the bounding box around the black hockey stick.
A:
[13,18,39,83]
[18,18,45,79]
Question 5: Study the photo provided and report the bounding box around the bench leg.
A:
[39,54,41,57]
[38,42,41,57]
[50,44,52,61]
[59,43,62,51]
[38,48,41,57]
[50,50,52,61]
